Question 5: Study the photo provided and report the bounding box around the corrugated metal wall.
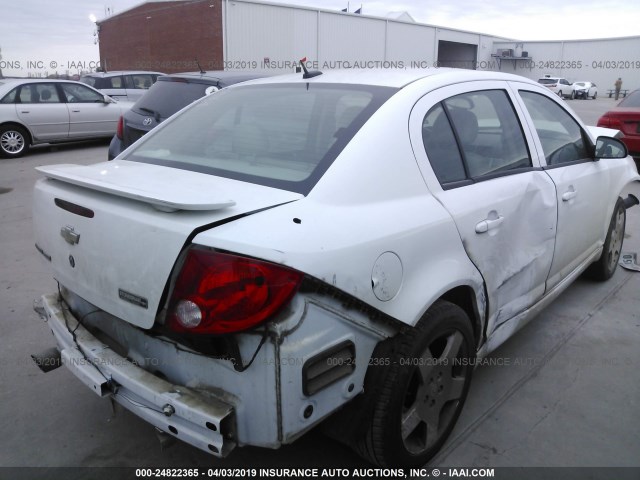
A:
[224,1,317,69]
[493,37,640,91]
[385,22,437,64]
[317,13,386,65]
[222,0,502,72]
[221,0,640,91]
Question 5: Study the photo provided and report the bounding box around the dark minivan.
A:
[108,71,270,160]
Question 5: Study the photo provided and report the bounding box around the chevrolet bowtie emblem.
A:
[60,226,80,245]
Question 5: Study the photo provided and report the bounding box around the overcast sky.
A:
[1,0,639,76]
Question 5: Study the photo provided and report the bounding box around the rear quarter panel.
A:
[192,85,486,329]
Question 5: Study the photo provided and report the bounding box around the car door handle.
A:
[71,110,81,113]
[562,190,577,201]
[20,111,30,114]
[475,215,504,234]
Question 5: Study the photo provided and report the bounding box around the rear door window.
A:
[421,104,466,184]
[422,89,531,185]
[104,76,125,89]
[126,74,155,90]
[17,83,61,103]
[0,87,18,103]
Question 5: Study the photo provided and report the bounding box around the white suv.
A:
[538,76,576,99]
[80,71,164,102]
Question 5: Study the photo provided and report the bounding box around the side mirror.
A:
[595,136,628,159]
[103,95,116,104]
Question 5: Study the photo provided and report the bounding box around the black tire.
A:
[0,125,30,158]
[570,90,575,100]
[354,300,475,467]
[593,92,597,99]
[558,90,563,98]
[585,198,625,281]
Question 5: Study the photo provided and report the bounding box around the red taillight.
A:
[601,115,623,130]
[167,249,303,335]
[610,119,624,130]
[597,115,610,128]
[116,115,124,140]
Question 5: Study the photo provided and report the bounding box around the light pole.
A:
[89,13,98,44]
[88,14,102,72]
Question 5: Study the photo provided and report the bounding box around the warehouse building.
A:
[493,36,640,93]
[97,0,640,90]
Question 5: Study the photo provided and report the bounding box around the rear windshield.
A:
[132,79,213,119]
[125,83,396,194]
[79,76,97,87]
[538,79,557,85]
[619,90,640,107]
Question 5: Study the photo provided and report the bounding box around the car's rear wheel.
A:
[593,92,597,99]
[570,90,575,99]
[0,125,30,158]
[586,198,625,281]
[354,300,474,467]
[557,90,563,98]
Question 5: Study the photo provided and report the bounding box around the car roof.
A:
[616,89,640,107]
[81,71,164,77]
[0,78,93,94]
[1,70,543,95]
[239,68,542,89]
[1,78,89,84]
[163,70,271,83]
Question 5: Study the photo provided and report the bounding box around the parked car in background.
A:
[598,89,640,164]
[538,76,575,99]
[573,81,598,99]
[0,79,132,158]
[80,71,164,102]
[33,69,639,468]
[108,70,270,160]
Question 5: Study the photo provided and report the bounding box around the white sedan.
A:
[573,81,598,99]
[0,79,132,158]
[32,69,639,467]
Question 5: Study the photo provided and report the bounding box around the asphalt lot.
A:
[0,96,639,475]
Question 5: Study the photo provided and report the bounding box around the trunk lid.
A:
[33,160,302,329]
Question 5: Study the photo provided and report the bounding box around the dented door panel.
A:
[436,173,557,334]
[409,81,558,337]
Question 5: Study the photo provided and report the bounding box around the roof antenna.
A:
[299,57,322,79]
[195,58,206,74]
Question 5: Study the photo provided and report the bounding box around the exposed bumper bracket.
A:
[38,294,237,457]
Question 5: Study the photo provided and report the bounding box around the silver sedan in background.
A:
[0,79,132,158]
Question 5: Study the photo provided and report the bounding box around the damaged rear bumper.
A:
[37,293,236,457]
